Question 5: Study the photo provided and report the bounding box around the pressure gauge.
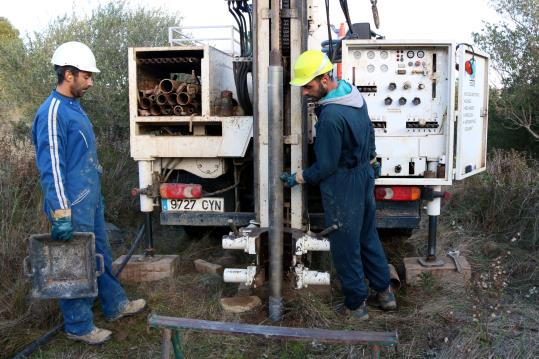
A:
[367,51,375,59]
[380,64,388,72]
[417,50,425,58]
[406,50,415,58]
[380,51,389,59]
[367,64,375,73]
[353,50,361,59]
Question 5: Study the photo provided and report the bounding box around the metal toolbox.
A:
[24,232,104,299]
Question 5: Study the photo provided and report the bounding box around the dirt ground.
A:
[14,216,539,359]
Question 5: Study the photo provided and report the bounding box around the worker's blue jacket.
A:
[302,80,375,183]
[32,90,102,220]
[302,80,390,310]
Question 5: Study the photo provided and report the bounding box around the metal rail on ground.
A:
[148,314,398,359]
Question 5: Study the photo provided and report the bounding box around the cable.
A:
[339,0,354,35]
[240,0,253,56]
[325,0,333,60]
[233,1,247,55]
[228,1,244,56]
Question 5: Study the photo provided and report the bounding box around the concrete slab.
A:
[194,259,223,275]
[404,256,471,285]
[113,255,179,283]
[220,296,262,313]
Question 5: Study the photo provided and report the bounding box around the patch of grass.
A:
[438,149,539,358]
[418,272,436,293]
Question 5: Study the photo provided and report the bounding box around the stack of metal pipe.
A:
[137,78,201,116]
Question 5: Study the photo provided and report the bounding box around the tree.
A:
[473,0,539,141]
[0,1,180,136]
[0,17,20,43]
[0,17,23,118]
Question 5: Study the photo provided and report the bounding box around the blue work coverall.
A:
[32,90,128,335]
[302,81,390,310]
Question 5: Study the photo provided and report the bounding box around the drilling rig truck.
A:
[129,0,488,320]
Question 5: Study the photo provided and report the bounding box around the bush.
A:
[445,149,539,249]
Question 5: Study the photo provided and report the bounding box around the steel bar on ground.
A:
[148,315,398,347]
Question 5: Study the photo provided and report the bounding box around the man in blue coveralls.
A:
[282,50,396,321]
[32,41,146,344]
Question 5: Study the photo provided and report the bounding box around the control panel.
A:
[342,41,455,182]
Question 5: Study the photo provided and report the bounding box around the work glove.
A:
[280,172,299,188]
[371,159,381,179]
[51,210,73,241]
[369,150,381,179]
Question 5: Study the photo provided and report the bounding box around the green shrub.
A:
[445,149,538,249]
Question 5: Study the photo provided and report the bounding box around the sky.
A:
[1,0,501,47]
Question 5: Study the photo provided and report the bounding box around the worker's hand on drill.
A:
[370,151,381,179]
[280,171,304,188]
[371,159,381,179]
[51,209,73,241]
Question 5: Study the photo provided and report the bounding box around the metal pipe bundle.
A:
[137,76,201,116]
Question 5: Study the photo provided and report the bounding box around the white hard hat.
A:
[51,41,100,73]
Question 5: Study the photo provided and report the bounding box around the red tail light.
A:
[375,186,421,201]
[160,183,202,199]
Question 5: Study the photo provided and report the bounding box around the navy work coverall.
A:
[302,80,390,310]
[32,91,128,335]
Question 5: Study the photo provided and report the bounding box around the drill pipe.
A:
[177,92,194,106]
[156,93,168,106]
[138,97,151,110]
[149,104,161,116]
[176,82,187,94]
[165,93,178,106]
[173,105,183,116]
[159,79,181,94]
[160,104,173,116]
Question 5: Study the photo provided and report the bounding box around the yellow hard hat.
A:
[290,50,333,86]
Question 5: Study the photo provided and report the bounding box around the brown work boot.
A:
[376,287,397,311]
[108,299,146,322]
[66,327,112,345]
[337,301,369,322]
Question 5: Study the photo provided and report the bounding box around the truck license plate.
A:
[161,198,224,212]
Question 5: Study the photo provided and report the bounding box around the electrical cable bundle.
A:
[228,0,253,115]
[233,59,253,115]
